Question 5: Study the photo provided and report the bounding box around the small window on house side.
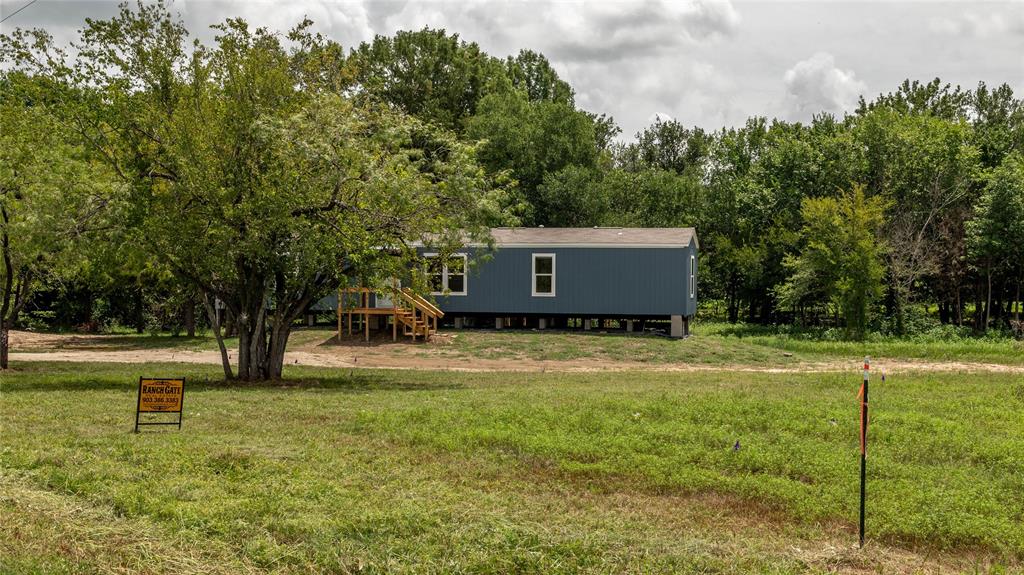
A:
[426,256,445,293]
[532,254,555,297]
[424,253,468,296]
[446,255,466,295]
[689,254,695,298]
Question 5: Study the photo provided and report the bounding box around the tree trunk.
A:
[202,292,233,380]
[134,287,145,334]
[1015,278,1021,323]
[236,316,292,380]
[250,303,267,379]
[974,278,984,331]
[183,298,196,338]
[985,267,992,332]
[223,308,236,337]
[237,312,257,380]
[0,270,32,371]
[236,294,269,381]
[760,297,773,325]
[884,281,897,323]
[727,275,739,324]
[955,286,962,326]
[894,294,904,336]
[81,288,93,331]
[0,319,8,370]
[237,326,251,379]
[994,283,1004,326]
[267,322,291,379]
[1,206,12,370]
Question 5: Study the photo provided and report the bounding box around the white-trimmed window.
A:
[424,253,468,296]
[689,254,696,298]
[532,253,556,297]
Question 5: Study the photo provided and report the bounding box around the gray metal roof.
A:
[488,227,697,248]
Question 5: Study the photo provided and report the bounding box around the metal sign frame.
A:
[134,377,186,433]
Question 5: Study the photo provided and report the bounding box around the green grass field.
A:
[2,361,1022,573]
[440,326,800,365]
[436,324,1024,365]
[699,323,1024,365]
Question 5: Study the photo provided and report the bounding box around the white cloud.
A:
[782,52,867,121]
[542,0,740,63]
[6,0,1023,136]
[684,0,741,40]
[929,9,1024,38]
[349,0,744,134]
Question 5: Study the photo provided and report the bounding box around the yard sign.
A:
[135,377,186,432]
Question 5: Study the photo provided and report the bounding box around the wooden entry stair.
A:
[338,287,444,342]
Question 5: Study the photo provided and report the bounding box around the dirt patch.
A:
[7,330,80,350]
[287,332,1024,374]
[8,329,1024,374]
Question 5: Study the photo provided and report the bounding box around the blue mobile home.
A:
[421,227,698,337]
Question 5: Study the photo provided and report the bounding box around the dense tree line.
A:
[342,33,1024,338]
[1,4,1022,375]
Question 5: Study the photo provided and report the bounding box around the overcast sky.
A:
[3,0,1023,137]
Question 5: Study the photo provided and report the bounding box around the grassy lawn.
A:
[440,327,802,366]
[699,323,1024,365]
[2,362,1022,573]
[443,322,1024,365]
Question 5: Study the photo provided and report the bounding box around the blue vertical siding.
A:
[425,242,696,317]
[313,241,699,317]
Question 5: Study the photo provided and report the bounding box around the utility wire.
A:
[1,0,40,25]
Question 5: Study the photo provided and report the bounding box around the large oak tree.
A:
[3,3,505,379]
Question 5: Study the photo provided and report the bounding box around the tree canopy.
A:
[2,4,507,378]
[2,2,1023,377]
[0,74,120,367]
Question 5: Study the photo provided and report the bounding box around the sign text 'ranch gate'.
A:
[134,377,186,432]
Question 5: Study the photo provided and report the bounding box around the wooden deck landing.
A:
[337,287,444,343]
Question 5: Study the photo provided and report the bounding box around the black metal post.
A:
[177,379,186,429]
[859,357,869,548]
[134,376,142,433]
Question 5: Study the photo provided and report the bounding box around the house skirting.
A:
[442,313,692,338]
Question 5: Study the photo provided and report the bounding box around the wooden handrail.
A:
[392,288,440,319]
[339,285,441,342]
[401,288,444,318]
[342,285,442,322]
[391,288,419,312]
